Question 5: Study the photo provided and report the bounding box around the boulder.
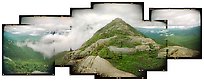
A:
[158,46,199,58]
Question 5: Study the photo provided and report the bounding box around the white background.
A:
[0,0,204,81]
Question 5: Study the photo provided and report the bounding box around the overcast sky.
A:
[152,9,200,29]
[22,3,166,28]
[10,4,196,58]
[21,17,72,30]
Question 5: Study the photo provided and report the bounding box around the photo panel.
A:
[20,16,75,66]
[151,8,202,59]
[2,24,55,75]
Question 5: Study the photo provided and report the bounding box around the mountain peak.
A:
[110,18,126,24]
[98,18,142,36]
[112,18,123,22]
[80,18,144,49]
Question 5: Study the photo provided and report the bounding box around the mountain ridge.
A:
[54,18,166,77]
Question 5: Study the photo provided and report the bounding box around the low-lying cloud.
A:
[8,3,170,58]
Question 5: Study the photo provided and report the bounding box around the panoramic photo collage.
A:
[2,2,202,79]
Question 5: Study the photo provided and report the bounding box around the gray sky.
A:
[21,17,72,30]
[22,3,166,28]
[152,9,200,29]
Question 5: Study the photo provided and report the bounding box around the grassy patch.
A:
[107,51,165,77]
[4,59,53,74]
[53,51,69,65]
[108,35,137,48]
[167,35,201,51]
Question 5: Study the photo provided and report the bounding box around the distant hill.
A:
[167,26,201,51]
[137,26,201,51]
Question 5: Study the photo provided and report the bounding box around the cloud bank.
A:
[8,3,168,58]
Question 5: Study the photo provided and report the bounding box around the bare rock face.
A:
[108,46,136,54]
[129,36,156,45]
[135,45,151,51]
[129,36,160,50]
[158,46,199,58]
[108,45,150,54]
[76,56,136,77]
